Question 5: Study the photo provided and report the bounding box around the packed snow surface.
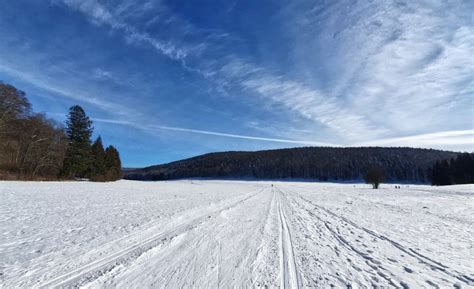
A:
[1,180,473,288]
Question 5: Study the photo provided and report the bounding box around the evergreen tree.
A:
[432,153,474,186]
[452,153,474,184]
[90,136,106,181]
[105,145,123,181]
[438,159,452,185]
[60,105,93,179]
[431,161,441,185]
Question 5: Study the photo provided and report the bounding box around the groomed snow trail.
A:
[277,185,473,288]
[36,189,264,289]
[1,180,473,288]
[275,188,302,289]
[82,186,276,288]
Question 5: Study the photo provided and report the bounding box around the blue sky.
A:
[1,0,473,167]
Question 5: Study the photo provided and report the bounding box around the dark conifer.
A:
[105,145,123,181]
[431,161,441,185]
[60,105,93,179]
[90,136,106,181]
[438,159,452,185]
[432,153,474,186]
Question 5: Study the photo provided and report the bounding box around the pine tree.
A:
[432,154,474,186]
[437,159,452,186]
[60,105,93,179]
[431,161,441,185]
[105,145,123,181]
[90,136,106,181]
[452,153,474,184]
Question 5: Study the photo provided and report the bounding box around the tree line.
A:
[431,153,474,186]
[0,82,123,181]
[125,147,461,183]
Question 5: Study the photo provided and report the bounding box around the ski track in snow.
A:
[277,186,473,288]
[294,193,472,285]
[1,180,473,288]
[275,188,302,289]
[36,189,264,289]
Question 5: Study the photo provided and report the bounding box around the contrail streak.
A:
[94,118,336,146]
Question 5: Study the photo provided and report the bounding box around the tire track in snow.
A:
[275,187,302,289]
[287,189,473,286]
[35,188,264,289]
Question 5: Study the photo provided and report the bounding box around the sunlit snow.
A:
[1,180,472,288]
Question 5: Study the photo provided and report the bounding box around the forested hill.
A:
[124,147,462,183]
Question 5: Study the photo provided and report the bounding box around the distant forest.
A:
[431,154,474,186]
[125,147,472,184]
[0,82,122,181]
[3,83,472,185]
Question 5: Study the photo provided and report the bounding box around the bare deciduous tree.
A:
[1,83,67,180]
[364,167,385,189]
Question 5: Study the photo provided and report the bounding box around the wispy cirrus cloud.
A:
[355,130,474,150]
[54,0,473,144]
[291,0,474,136]
[0,61,137,117]
[54,0,381,140]
[347,17,474,134]
[1,0,472,163]
[56,0,189,60]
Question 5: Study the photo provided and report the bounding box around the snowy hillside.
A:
[1,180,473,288]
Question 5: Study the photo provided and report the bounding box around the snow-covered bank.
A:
[1,180,472,288]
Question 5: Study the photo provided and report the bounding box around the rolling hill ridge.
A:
[125,147,463,183]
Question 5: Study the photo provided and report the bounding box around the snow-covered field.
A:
[1,180,473,288]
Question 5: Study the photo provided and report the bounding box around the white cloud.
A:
[55,0,379,141]
[297,0,474,135]
[44,0,474,149]
[56,0,188,61]
[240,73,383,139]
[0,61,137,117]
[355,130,474,151]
